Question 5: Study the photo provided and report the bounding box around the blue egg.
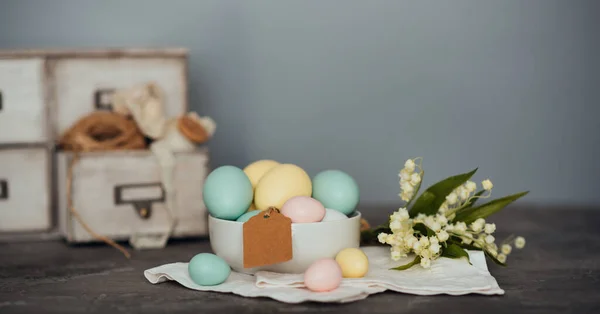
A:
[236,210,262,223]
[188,253,231,286]
[312,170,359,215]
[203,165,253,220]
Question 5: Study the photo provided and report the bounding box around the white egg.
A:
[321,208,348,221]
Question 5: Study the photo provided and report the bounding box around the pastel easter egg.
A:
[188,253,231,286]
[236,209,262,223]
[254,164,312,210]
[312,170,359,215]
[335,248,369,278]
[243,159,280,189]
[321,208,349,222]
[280,196,325,223]
[304,258,342,292]
[203,165,253,220]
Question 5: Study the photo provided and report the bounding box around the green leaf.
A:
[441,243,471,264]
[413,223,435,237]
[405,170,424,208]
[485,250,507,267]
[391,255,421,271]
[409,168,478,217]
[454,191,529,224]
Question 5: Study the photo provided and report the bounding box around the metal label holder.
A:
[94,89,115,111]
[114,183,165,220]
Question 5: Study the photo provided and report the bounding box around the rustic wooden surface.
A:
[0,205,598,313]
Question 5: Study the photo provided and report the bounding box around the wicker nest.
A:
[59,111,147,152]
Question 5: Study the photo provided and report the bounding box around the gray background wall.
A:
[1,0,598,206]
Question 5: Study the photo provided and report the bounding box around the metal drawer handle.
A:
[114,183,165,220]
[0,90,3,112]
[0,179,8,200]
[94,89,115,111]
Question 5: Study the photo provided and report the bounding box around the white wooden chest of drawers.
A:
[0,48,208,242]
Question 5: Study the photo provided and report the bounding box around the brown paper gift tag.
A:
[243,207,293,268]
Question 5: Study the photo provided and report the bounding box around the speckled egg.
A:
[203,165,253,220]
[254,164,312,210]
[236,209,263,223]
[280,196,325,223]
[188,253,231,286]
[335,248,369,278]
[243,159,280,189]
[304,258,342,292]
[312,170,359,215]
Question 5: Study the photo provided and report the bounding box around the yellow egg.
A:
[243,160,280,189]
[335,248,369,278]
[254,164,312,210]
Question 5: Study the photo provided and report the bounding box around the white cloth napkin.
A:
[144,246,504,303]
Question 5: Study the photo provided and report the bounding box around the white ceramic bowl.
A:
[209,211,361,274]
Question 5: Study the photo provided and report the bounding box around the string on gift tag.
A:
[243,207,293,268]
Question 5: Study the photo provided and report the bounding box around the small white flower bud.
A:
[497,253,507,263]
[391,250,401,261]
[419,236,430,247]
[470,221,483,232]
[378,233,388,244]
[485,235,495,244]
[420,257,431,268]
[399,169,411,181]
[437,230,449,242]
[390,220,402,232]
[429,243,441,254]
[484,223,496,234]
[410,173,421,185]
[446,193,458,205]
[515,236,526,249]
[404,159,416,172]
[482,179,493,191]
[501,244,512,255]
[465,181,477,192]
[401,181,414,193]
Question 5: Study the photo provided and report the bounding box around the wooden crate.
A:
[56,148,209,243]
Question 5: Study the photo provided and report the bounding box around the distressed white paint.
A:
[0,58,48,144]
[0,148,51,232]
[57,148,209,242]
[50,57,187,138]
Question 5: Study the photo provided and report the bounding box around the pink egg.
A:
[304,258,342,292]
[280,196,326,223]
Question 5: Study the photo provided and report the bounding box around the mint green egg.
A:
[236,210,262,223]
[188,253,231,286]
[203,165,253,220]
[312,170,359,215]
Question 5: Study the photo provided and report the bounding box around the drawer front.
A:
[50,58,187,138]
[0,59,48,144]
[57,150,208,242]
[0,148,51,232]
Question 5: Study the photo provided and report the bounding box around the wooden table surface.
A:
[1,205,598,314]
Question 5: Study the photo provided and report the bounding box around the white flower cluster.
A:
[439,178,494,217]
[378,209,526,268]
[378,208,450,268]
[398,159,422,202]
[445,217,526,264]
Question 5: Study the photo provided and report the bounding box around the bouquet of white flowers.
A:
[361,158,528,270]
